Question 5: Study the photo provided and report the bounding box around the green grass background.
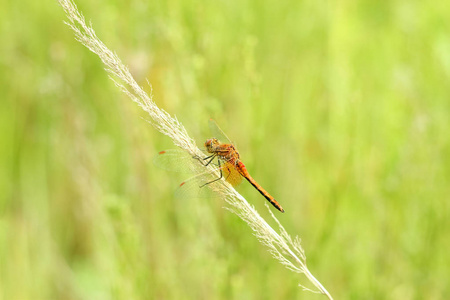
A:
[1,0,450,299]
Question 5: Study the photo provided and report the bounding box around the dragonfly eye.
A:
[205,139,213,148]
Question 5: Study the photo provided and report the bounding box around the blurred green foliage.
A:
[1,0,450,299]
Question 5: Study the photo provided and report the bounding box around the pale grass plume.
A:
[57,0,333,298]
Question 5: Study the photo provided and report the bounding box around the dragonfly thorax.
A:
[205,138,241,167]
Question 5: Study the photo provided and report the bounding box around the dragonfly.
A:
[154,119,285,213]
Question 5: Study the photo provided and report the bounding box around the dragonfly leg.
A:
[200,159,224,187]
[192,153,215,166]
[204,154,217,166]
[203,154,215,160]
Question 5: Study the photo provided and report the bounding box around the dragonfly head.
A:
[205,138,220,153]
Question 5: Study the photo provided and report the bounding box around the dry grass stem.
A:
[57,0,333,298]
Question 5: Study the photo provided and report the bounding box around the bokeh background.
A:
[1,0,450,299]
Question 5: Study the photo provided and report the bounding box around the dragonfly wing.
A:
[153,149,206,173]
[155,149,231,199]
[208,119,233,144]
[222,161,244,187]
[174,170,225,199]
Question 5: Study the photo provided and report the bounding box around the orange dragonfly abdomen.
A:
[235,161,285,213]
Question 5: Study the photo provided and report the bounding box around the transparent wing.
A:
[154,149,226,199]
[208,119,233,144]
[153,149,206,173]
[174,170,223,199]
[174,161,243,199]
